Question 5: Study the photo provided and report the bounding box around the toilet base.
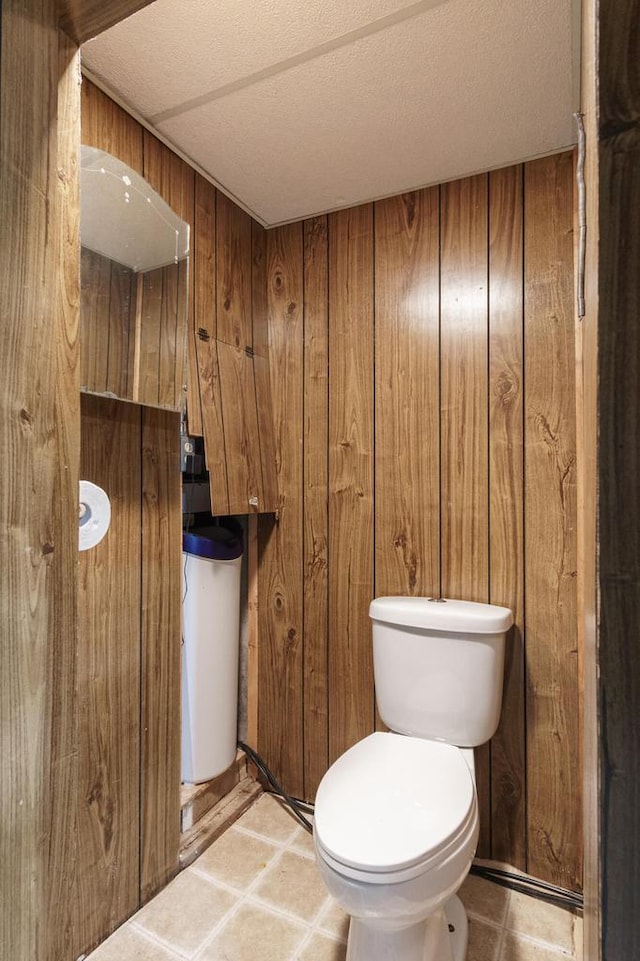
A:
[445,895,469,961]
[345,895,468,961]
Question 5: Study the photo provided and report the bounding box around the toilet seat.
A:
[314,732,477,884]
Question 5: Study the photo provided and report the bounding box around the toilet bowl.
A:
[312,596,513,961]
[314,732,478,961]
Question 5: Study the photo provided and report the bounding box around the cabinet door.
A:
[216,193,253,350]
[216,341,264,514]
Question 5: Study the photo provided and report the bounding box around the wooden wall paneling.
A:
[175,257,189,411]
[106,260,135,398]
[189,173,216,439]
[80,247,111,392]
[158,262,180,409]
[252,221,269,357]
[0,10,79,958]
[328,205,375,763]
[252,222,279,511]
[143,130,194,225]
[487,165,526,869]
[257,224,305,795]
[143,130,194,413]
[217,342,265,514]
[524,153,580,890]
[193,175,227,505]
[81,78,143,172]
[198,333,230,515]
[254,354,280,513]
[140,407,182,901]
[76,395,141,954]
[374,188,440,601]
[440,175,491,854]
[216,192,253,349]
[48,33,81,961]
[302,216,330,796]
[138,267,163,406]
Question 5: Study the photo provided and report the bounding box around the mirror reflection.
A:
[80,146,190,411]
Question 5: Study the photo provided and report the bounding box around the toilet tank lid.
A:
[369,597,513,633]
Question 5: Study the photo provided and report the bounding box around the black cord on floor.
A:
[469,864,583,912]
[238,740,314,832]
[239,741,584,913]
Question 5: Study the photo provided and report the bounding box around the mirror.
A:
[80,146,190,412]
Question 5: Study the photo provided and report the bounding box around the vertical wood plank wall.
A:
[0,9,80,960]
[140,406,182,902]
[77,396,142,953]
[258,153,580,889]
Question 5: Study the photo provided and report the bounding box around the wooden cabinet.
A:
[192,173,278,515]
[80,94,190,413]
[81,80,278,515]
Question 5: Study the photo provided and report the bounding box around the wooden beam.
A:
[59,0,155,44]
[596,0,640,954]
[1,7,81,958]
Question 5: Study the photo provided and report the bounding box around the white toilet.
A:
[313,596,513,961]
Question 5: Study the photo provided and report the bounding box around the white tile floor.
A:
[88,794,582,961]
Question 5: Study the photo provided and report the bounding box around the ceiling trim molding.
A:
[59,0,155,44]
[149,0,449,124]
[80,67,269,227]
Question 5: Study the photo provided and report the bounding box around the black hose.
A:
[238,740,314,832]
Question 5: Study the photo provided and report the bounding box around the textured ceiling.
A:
[82,0,578,226]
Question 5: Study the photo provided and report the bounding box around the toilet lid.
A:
[314,732,475,875]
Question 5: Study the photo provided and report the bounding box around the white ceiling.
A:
[82,0,578,227]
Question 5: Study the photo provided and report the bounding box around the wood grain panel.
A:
[440,175,490,853]
[175,257,189,410]
[47,33,81,961]
[76,395,141,954]
[254,355,279,512]
[0,12,77,959]
[302,216,329,796]
[374,188,440,600]
[143,130,194,225]
[487,165,526,869]
[197,337,230,515]
[257,224,305,796]
[157,261,180,409]
[189,173,216,437]
[106,260,135,399]
[81,79,143,172]
[216,192,252,349]
[524,152,580,890]
[328,205,375,762]
[143,131,194,414]
[252,221,279,512]
[140,406,181,902]
[80,247,111,392]
[252,221,269,357]
[217,342,264,514]
[138,267,163,406]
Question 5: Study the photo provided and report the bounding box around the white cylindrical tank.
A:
[370,597,513,748]
[181,525,243,783]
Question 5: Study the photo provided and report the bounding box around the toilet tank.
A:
[370,597,513,747]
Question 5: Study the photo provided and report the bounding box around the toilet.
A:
[313,596,513,961]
